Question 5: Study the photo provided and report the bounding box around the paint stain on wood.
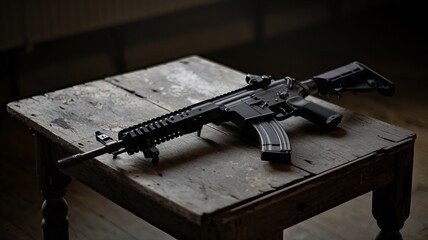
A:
[51,118,71,129]
[160,65,231,98]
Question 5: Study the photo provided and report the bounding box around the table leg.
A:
[372,148,413,240]
[36,134,72,240]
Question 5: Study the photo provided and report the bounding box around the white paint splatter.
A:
[161,66,231,98]
[186,97,201,104]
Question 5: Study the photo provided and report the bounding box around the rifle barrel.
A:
[58,140,123,169]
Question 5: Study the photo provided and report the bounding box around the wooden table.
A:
[7,56,415,240]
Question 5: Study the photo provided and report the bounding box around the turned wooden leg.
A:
[372,147,413,240]
[36,134,71,240]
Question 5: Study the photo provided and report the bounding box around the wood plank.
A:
[7,81,163,150]
[285,100,415,174]
[107,56,246,110]
[292,194,378,240]
[67,181,174,240]
[284,219,348,240]
[0,159,43,240]
[67,194,142,240]
[0,217,33,240]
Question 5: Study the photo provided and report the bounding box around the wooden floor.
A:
[2,9,427,240]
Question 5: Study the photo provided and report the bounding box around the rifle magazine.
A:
[252,119,291,163]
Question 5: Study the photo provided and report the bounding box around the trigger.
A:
[275,112,288,121]
[274,108,292,121]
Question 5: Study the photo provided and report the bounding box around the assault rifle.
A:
[58,62,394,169]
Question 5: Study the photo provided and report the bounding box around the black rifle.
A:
[58,62,394,168]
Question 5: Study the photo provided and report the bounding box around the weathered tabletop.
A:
[7,56,415,240]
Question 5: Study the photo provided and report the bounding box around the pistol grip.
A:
[287,97,342,129]
[252,119,291,163]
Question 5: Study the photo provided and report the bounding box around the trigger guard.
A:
[275,112,292,121]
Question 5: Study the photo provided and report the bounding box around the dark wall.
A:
[1,0,426,105]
